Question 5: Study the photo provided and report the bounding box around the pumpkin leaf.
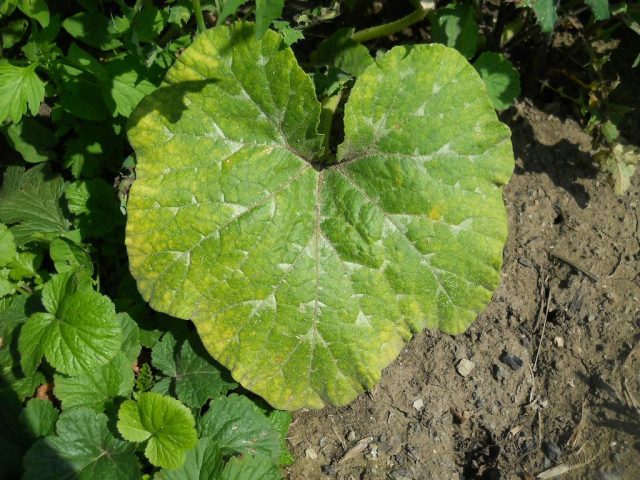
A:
[126,24,513,410]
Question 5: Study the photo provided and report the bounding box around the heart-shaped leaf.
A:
[126,24,514,409]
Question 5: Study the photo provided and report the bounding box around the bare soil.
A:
[285,103,640,480]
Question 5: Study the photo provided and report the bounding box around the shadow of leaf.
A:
[127,79,219,128]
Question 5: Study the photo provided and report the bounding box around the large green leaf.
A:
[18,272,122,375]
[23,408,140,480]
[126,24,513,409]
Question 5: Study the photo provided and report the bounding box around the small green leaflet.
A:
[311,28,374,76]
[19,398,58,439]
[528,0,558,33]
[0,223,17,266]
[473,52,520,110]
[268,410,294,466]
[0,61,45,124]
[126,23,513,409]
[2,117,57,164]
[429,3,478,59]
[222,454,281,480]
[0,293,45,398]
[218,0,249,25]
[199,394,281,461]
[18,272,122,375]
[65,178,124,238]
[272,20,304,46]
[62,12,124,50]
[151,332,237,408]
[63,44,159,118]
[586,0,610,20]
[255,0,284,37]
[16,0,50,27]
[49,237,94,274]
[23,408,141,480]
[156,394,289,479]
[2,18,29,49]
[117,311,142,364]
[0,165,69,246]
[154,438,225,480]
[54,352,135,412]
[117,392,197,469]
[154,439,282,480]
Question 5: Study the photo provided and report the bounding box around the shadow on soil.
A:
[507,108,598,208]
[576,372,640,452]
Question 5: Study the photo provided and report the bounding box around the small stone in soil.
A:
[321,464,336,476]
[347,430,356,441]
[554,336,564,347]
[500,351,524,370]
[305,448,318,460]
[412,398,424,410]
[456,358,476,377]
[543,441,563,462]
[492,363,504,381]
[389,469,413,480]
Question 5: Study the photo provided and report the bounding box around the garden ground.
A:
[286,102,640,480]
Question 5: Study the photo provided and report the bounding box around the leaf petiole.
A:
[193,0,206,33]
[319,90,342,162]
[352,5,432,44]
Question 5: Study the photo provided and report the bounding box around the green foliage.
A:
[126,24,513,409]
[117,392,198,469]
[255,0,284,37]
[2,0,633,477]
[54,352,135,412]
[199,394,282,460]
[151,332,237,408]
[526,0,558,33]
[19,398,58,438]
[429,2,478,58]
[0,2,295,478]
[311,28,374,76]
[19,271,122,375]
[2,117,57,163]
[586,0,610,20]
[24,408,141,480]
[0,61,45,123]
[473,52,521,110]
[594,140,640,194]
[0,165,69,245]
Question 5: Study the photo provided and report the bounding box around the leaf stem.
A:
[319,91,342,160]
[352,6,431,43]
[193,0,206,33]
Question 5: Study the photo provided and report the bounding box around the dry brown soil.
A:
[285,103,640,480]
